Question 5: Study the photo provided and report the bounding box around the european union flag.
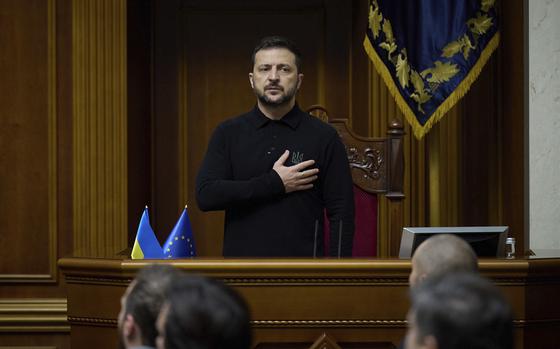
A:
[163,207,196,258]
[364,0,499,139]
[131,207,164,259]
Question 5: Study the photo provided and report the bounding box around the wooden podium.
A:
[58,257,560,349]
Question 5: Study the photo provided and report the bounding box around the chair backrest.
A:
[307,105,405,257]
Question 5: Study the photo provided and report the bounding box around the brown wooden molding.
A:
[72,0,128,257]
[58,257,545,288]
[59,257,541,279]
[222,278,408,286]
[46,0,58,284]
[0,299,68,333]
[0,347,57,349]
[67,316,116,328]
[73,316,543,330]
[252,319,407,328]
[309,333,341,349]
[63,275,132,286]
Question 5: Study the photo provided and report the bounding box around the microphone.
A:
[313,219,319,258]
[337,220,343,258]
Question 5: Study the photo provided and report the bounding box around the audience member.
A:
[118,264,181,349]
[409,234,478,287]
[156,274,251,349]
[405,272,514,349]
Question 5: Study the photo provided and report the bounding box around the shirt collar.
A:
[249,104,303,130]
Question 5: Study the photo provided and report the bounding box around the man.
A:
[196,35,355,257]
[394,234,479,349]
[409,234,478,287]
[155,274,251,349]
[405,272,514,349]
[118,264,180,349]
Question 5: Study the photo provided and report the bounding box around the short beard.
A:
[254,84,298,108]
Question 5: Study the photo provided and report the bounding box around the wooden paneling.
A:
[460,53,502,226]
[72,0,128,257]
[181,1,325,256]
[0,0,57,281]
[499,0,526,253]
[59,257,560,349]
[0,345,64,349]
[0,2,528,346]
[127,0,153,241]
[0,298,69,349]
[140,0,527,257]
[150,0,357,256]
[0,299,68,332]
[151,0,182,241]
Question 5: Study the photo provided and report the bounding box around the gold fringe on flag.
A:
[364,32,500,140]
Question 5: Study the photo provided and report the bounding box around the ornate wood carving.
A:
[309,333,341,349]
[306,105,404,196]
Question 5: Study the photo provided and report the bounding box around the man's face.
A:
[409,254,422,287]
[117,281,136,348]
[155,303,170,349]
[409,243,429,288]
[249,47,303,107]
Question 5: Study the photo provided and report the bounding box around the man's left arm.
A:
[322,133,355,257]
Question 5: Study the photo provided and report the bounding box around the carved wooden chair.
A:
[307,105,405,257]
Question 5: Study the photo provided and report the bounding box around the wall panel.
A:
[0,0,57,281]
[150,0,356,256]
[72,0,128,257]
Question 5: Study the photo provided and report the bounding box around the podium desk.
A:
[58,256,560,349]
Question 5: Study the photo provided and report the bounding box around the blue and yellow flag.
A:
[163,206,196,258]
[131,207,164,259]
[364,0,499,139]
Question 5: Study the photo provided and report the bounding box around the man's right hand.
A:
[273,150,319,193]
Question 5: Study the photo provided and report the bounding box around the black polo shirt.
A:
[195,104,354,257]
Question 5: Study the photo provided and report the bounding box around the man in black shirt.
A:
[196,36,354,257]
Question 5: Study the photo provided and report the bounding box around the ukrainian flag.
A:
[131,207,164,259]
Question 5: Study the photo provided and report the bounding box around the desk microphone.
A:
[337,220,343,258]
[313,219,319,258]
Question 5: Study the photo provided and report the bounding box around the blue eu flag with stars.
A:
[163,207,196,258]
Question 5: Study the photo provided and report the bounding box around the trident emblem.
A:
[291,151,304,164]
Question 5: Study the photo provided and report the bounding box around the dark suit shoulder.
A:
[300,111,338,138]
[217,111,253,129]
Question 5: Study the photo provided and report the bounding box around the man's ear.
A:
[424,334,439,349]
[248,73,254,88]
[123,313,136,338]
[296,73,304,90]
[418,273,428,284]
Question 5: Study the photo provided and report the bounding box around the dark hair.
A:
[251,35,302,73]
[125,265,181,347]
[410,272,513,349]
[163,275,252,349]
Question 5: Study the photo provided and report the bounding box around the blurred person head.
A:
[118,264,181,349]
[156,274,251,349]
[409,234,478,287]
[405,272,514,349]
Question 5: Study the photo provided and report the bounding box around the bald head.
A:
[409,234,478,287]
